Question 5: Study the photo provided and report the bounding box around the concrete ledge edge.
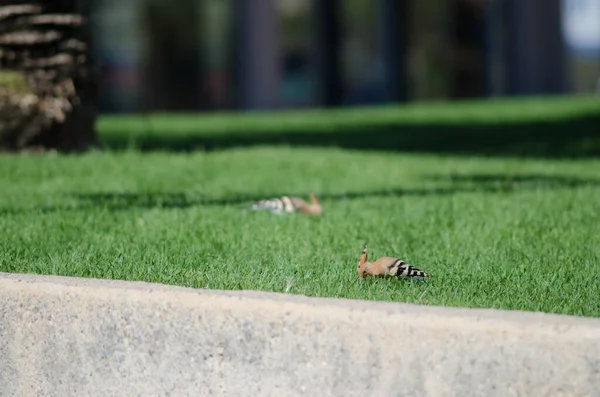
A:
[1,272,599,396]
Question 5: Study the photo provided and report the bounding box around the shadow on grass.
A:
[425,173,600,189]
[74,173,600,210]
[3,173,597,216]
[101,114,600,158]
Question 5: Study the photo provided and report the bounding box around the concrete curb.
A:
[1,272,599,396]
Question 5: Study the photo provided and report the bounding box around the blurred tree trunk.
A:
[407,0,454,100]
[141,0,203,111]
[453,0,485,98]
[314,0,342,107]
[0,1,98,152]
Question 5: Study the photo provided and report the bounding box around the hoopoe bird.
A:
[357,243,433,281]
[249,193,323,216]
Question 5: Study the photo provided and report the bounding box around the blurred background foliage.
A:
[87,0,600,114]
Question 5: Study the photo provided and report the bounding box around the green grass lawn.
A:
[98,95,600,157]
[1,96,600,318]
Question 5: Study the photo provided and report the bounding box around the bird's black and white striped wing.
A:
[250,196,296,214]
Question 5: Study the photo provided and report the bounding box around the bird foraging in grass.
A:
[357,243,432,281]
[249,193,322,216]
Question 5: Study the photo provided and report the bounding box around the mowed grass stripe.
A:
[96,95,600,156]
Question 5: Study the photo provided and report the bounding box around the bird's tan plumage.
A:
[357,243,432,280]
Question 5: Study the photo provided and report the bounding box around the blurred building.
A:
[89,0,600,114]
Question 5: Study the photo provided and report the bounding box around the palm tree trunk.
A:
[0,0,98,152]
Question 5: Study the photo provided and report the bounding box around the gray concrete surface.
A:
[1,272,599,397]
